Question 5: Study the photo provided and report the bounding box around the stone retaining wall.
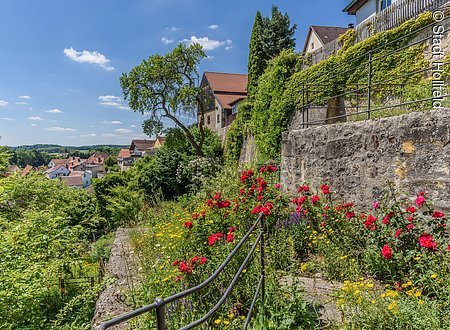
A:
[281,108,450,210]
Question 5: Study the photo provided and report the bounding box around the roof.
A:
[303,26,351,53]
[61,175,83,187]
[343,0,368,15]
[130,139,155,151]
[118,149,131,158]
[86,152,109,164]
[69,171,85,177]
[50,159,67,165]
[201,72,248,109]
[44,164,67,173]
[21,165,34,176]
[6,165,20,172]
[202,72,248,93]
[156,136,165,144]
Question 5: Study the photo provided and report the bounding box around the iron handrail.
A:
[98,213,265,330]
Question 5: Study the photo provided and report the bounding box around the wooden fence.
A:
[356,0,449,40]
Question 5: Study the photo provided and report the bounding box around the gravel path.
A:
[92,228,141,330]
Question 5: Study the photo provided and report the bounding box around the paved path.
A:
[279,275,343,325]
[92,228,141,330]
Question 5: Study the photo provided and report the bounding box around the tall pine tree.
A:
[247,11,266,98]
[247,6,297,98]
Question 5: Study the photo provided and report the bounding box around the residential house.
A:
[343,0,447,39]
[60,171,91,189]
[44,164,70,179]
[199,72,248,140]
[303,26,352,54]
[130,139,156,161]
[117,149,132,171]
[154,136,166,149]
[84,152,109,178]
[21,165,35,176]
[1,165,21,177]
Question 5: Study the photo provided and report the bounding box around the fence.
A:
[297,15,450,128]
[356,0,449,40]
[98,213,266,330]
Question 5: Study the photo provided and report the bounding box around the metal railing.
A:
[98,213,266,330]
[298,14,450,128]
[356,0,449,40]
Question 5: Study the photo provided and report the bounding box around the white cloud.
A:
[115,128,133,134]
[102,133,117,138]
[46,108,63,114]
[225,40,233,50]
[30,123,38,127]
[130,124,137,128]
[0,117,14,121]
[206,55,215,60]
[208,24,219,30]
[161,37,174,45]
[98,95,130,110]
[81,133,97,137]
[18,95,31,99]
[0,100,9,107]
[16,102,28,105]
[45,126,76,132]
[27,116,44,121]
[64,47,115,71]
[166,26,179,32]
[102,120,123,124]
[181,36,227,51]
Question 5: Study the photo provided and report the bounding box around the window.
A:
[217,113,220,123]
[380,0,392,11]
[232,101,239,115]
[311,42,315,50]
[207,115,210,125]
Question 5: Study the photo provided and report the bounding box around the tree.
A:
[0,146,11,172]
[247,6,297,98]
[248,11,266,97]
[120,44,208,156]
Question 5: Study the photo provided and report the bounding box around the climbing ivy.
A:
[225,12,434,161]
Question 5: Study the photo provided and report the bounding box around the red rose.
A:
[418,233,437,250]
[406,206,417,213]
[346,212,355,219]
[172,260,179,266]
[229,226,236,233]
[311,195,320,204]
[363,214,377,230]
[447,245,450,252]
[373,201,380,210]
[184,221,193,229]
[257,194,263,201]
[320,184,330,194]
[239,189,245,196]
[433,211,445,218]
[395,229,402,238]
[208,233,223,246]
[297,196,307,206]
[179,261,189,273]
[191,256,200,263]
[415,195,426,207]
[302,185,310,192]
[213,193,221,200]
[382,244,393,259]
[274,183,281,189]
[406,223,414,230]
[226,233,234,243]
[199,257,207,264]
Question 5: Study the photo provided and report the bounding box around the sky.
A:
[0,0,353,147]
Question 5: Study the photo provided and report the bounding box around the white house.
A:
[61,171,91,188]
[44,164,70,179]
[343,0,398,26]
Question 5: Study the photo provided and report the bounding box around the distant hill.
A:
[11,144,128,152]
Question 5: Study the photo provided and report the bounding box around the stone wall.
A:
[239,133,257,164]
[280,108,450,210]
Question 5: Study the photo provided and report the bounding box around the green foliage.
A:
[248,11,266,97]
[224,100,252,162]
[10,148,51,167]
[0,146,11,171]
[250,50,301,160]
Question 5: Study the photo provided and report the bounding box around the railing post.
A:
[155,297,166,330]
[301,83,305,129]
[367,52,372,120]
[260,214,265,305]
[305,81,310,128]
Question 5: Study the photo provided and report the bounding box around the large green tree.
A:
[248,11,266,97]
[120,43,208,156]
[0,146,11,172]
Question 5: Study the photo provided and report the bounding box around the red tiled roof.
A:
[51,159,67,165]
[86,152,109,164]
[215,94,246,109]
[21,165,34,176]
[69,171,85,177]
[44,164,66,173]
[61,175,83,187]
[130,140,155,151]
[203,72,248,94]
[118,149,131,158]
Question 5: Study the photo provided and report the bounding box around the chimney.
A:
[348,23,355,29]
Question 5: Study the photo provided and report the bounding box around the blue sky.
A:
[0,0,352,146]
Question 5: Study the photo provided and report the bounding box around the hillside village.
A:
[1,0,449,329]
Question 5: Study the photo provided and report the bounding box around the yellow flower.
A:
[228,313,234,319]
[223,320,230,325]
[242,269,247,273]
[366,283,374,289]
[214,319,221,325]
[388,301,398,311]
[431,274,437,279]
[240,315,246,320]
[371,300,376,304]
[419,300,424,305]
[415,291,422,298]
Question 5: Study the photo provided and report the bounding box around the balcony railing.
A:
[356,0,449,40]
